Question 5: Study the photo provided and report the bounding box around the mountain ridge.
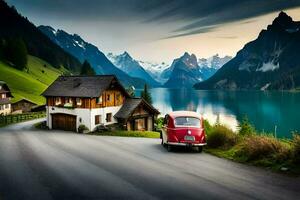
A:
[107,52,161,87]
[194,12,300,90]
[38,25,146,88]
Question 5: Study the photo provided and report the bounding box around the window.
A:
[96,95,103,104]
[106,113,112,122]
[55,97,61,105]
[95,115,102,125]
[107,94,111,101]
[1,94,6,98]
[66,98,73,104]
[76,98,82,106]
[174,117,201,127]
[0,105,3,110]
[5,104,9,109]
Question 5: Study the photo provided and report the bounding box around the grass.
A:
[204,121,300,175]
[88,130,160,138]
[0,55,67,105]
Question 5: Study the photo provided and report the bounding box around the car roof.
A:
[168,111,201,119]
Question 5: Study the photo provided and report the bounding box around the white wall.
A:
[0,104,11,115]
[46,105,122,132]
[90,105,122,131]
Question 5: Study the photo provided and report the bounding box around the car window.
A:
[174,117,200,127]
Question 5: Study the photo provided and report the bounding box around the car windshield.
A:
[174,117,201,127]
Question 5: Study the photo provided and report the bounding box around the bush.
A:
[207,125,237,149]
[236,135,289,161]
[155,117,164,129]
[291,133,300,164]
[204,119,212,135]
[238,117,255,137]
[78,124,89,133]
[34,121,49,130]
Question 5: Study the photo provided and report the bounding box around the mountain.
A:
[0,0,81,72]
[38,26,146,88]
[107,52,161,87]
[194,12,300,90]
[198,54,232,80]
[137,60,170,83]
[162,53,230,88]
[163,52,203,88]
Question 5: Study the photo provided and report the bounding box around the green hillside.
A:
[0,55,67,105]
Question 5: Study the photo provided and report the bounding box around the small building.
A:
[11,98,37,113]
[0,81,13,115]
[42,75,159,132]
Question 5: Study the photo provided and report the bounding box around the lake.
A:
[137,88,300,138]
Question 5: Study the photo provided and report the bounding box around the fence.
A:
[0,112,46,126]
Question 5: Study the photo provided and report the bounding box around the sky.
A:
[7,0,300,63]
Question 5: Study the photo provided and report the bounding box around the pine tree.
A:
[80,60,96,75]
[141,84,152,104]
[4,38,28,70]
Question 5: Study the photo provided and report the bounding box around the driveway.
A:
[0,119,299,200]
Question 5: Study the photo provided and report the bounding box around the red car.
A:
[161,111,206,152]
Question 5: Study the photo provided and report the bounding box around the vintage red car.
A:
[161,111,206,152]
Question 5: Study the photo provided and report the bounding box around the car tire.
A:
[167,145,172,152]
[197,146,203,153]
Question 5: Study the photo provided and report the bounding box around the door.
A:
[52,113,76,132]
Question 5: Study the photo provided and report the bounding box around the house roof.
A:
[12,98,37,105]
[0,81,13,97]
[115,98,160,119]
[42,75,129,98]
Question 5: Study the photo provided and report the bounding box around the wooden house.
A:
[42,75,159,132]
[0,81,13,115]
[11,98,37,113]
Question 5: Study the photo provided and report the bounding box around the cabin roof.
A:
[42,75,129,98]
[0,80,13,97]
[12,98,37,105]
[115,98,160,119]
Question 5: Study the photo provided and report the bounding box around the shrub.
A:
[291,133,300,164]
[204,119,212,135]
[78,124,89,133]
[34,121,49,130]
[238,117,255,137]
[236,135,289,161]
[207,125,237,149]
[155,117,164,129]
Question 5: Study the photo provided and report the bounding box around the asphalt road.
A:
[0,119,299,200]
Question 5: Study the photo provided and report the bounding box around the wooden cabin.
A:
[11,98,37,113]
[0,81,13,115]
[42,75,159,132]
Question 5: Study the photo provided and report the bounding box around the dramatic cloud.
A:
[6,0,300,62]
[8,0,300,37]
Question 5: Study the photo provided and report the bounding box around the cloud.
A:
[8,0,300,38]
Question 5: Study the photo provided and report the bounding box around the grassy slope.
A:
[0,55,66,105]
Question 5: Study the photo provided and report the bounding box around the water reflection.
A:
[136,88,300,138]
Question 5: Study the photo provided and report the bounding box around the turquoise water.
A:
[137,88,300,138]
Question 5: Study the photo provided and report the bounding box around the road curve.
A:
[0,120,299,200]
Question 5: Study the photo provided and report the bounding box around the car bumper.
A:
[167,142,207,146]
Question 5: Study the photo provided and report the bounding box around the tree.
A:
[4,38,28,70]
[141,84,152,104]
[80,60,96,75]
